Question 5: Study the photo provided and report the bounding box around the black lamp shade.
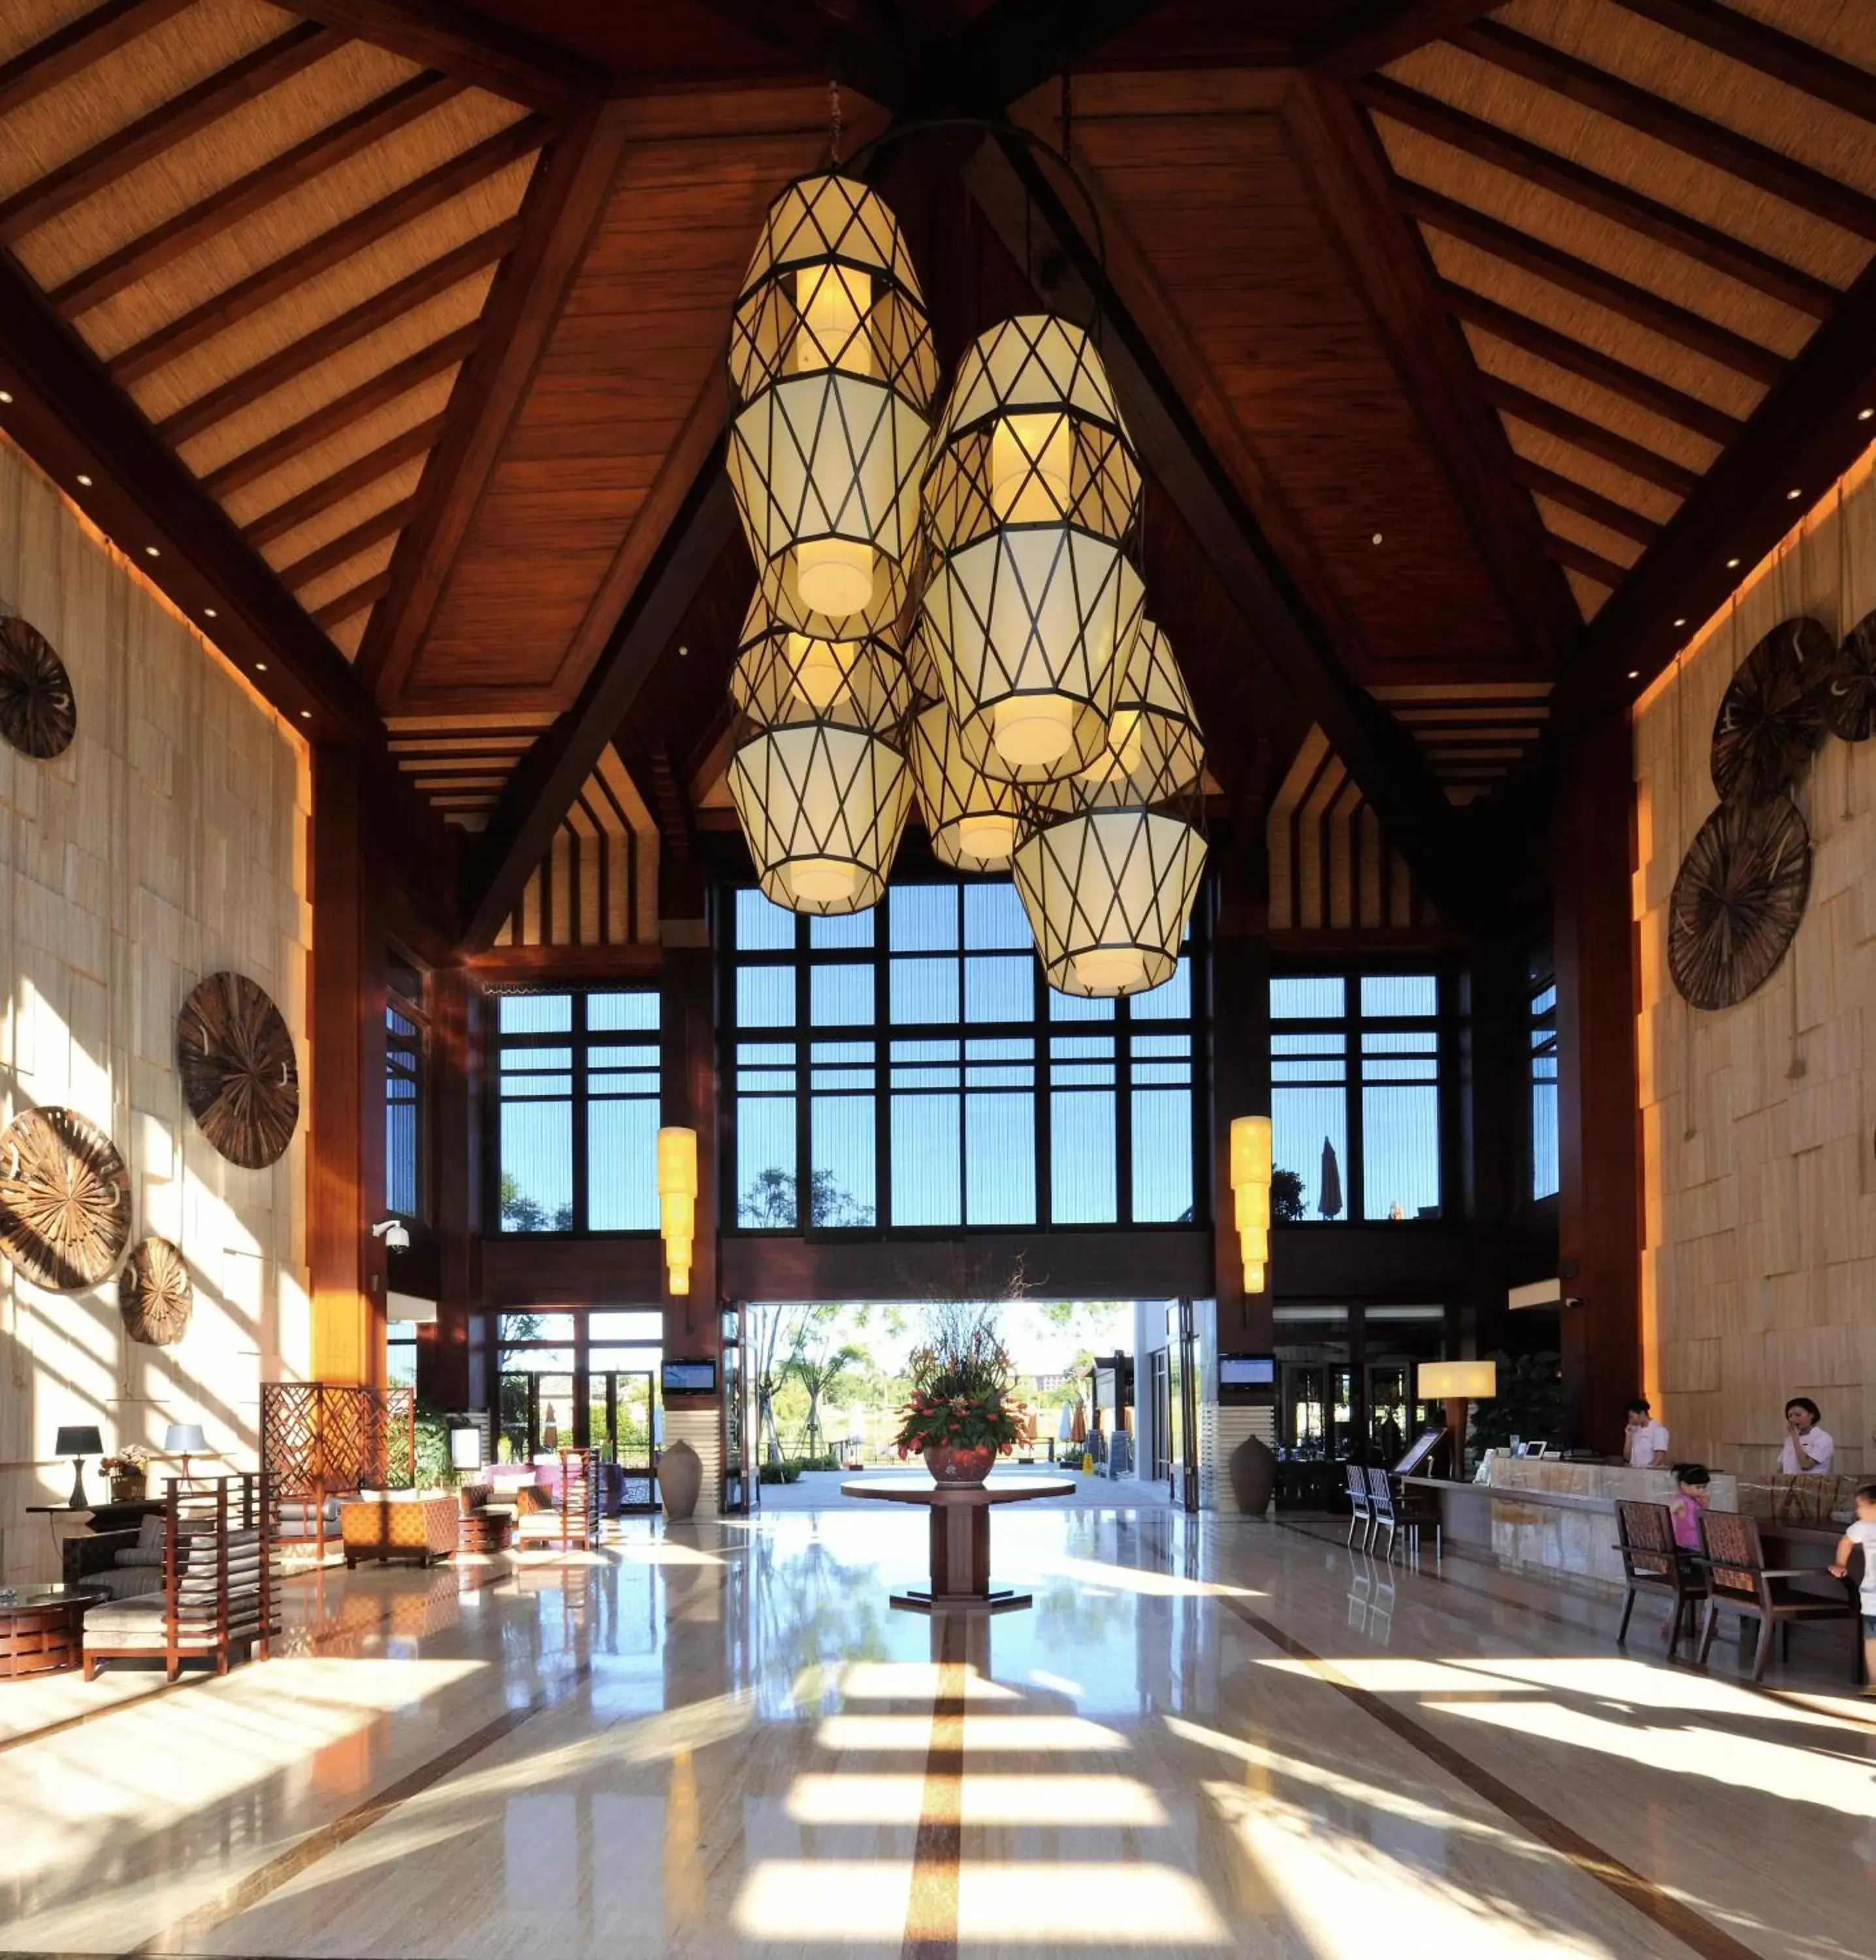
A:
[54,1426,103,1456]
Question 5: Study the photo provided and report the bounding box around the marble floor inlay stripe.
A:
[900,1612,966,1960]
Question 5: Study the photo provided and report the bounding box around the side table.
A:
[457,1507,514,1554]
[0,1586,104,1680]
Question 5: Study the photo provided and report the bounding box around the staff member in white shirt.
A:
[1623,1397,1670,1467]
[1781,1397,1834,1475]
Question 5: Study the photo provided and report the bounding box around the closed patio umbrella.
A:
[1071,1397,1088,1445]
[1318,1136,1343,1220]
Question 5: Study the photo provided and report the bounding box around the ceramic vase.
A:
[1228,1433,1277,1516]
[924,1443,995,1486]
[657,1437,702,1521]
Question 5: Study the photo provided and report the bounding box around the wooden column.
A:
[660,917,719,1365]
[1553,711,1642,1450]
[308,745,387,1387]
[1211,851,1272,1344]
[417,965,480,1411]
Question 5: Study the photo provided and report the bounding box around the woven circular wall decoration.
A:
[0,615,76,759]
[177,972,299,1169]
[1826,607,1876,743]
[1668,795,1811,1011]
[119,1235,192,1346]
[0,1106,131,1291]
[1709,616,1832,803]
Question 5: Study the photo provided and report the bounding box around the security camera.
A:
[370,1217,411,1252]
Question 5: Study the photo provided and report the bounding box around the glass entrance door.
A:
[587,1369,659,1512]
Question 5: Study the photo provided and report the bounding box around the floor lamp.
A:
[1415,1362,1497,1477]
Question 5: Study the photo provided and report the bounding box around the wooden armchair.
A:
[1614,1500,1705,1659]
[1695,1509,1856,1682]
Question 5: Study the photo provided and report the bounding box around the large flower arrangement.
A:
[893,1305,1024,1458]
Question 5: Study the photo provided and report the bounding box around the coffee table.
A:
[0,1584,104,1680]
[841,1474,1075,1612]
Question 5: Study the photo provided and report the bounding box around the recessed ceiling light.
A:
[299,710,310,721]
[1371,531,1383,546]
[0,390,12,404]
[1726,557,1741,568]
[1674,617,1687,629]
[1627,670,1639,679]
[144,545,159,558]
[1787,487,1802,500]
[253,661,267,672]
[203,607,216,619]
[678,643,689,658]
[1861,408,1873,421]
[75,474,92,488]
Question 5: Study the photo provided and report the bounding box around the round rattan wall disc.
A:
[1668,796,1811,1011]
[0,615,76,759]
[119,1235,192,1346]
[1826,606,1876,743]
[1710,616,1832,803]
[177,972,299,1169]
[0,1107,131,1291]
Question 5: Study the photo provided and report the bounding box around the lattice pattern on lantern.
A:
[1012,806,1207,998]
[730,587,909,733]
[909,700,1024,872]
[726,174,937,636]
[728,719,914,915]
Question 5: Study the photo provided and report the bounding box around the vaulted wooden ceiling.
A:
[3,0,1875,945]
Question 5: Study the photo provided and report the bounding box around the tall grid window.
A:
[386,1000,423,1219]
[727,882,1203,1232]
[1530,980,1559,1201]
[1270,973,1442,1223]
[493,990,660,1233]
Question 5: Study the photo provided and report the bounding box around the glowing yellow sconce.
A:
[1230,1115,1272,1295]
[658,1126,698,1295]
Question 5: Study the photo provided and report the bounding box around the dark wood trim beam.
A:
[0,0,193,118]
[108,115,549,386]
[1508,459,1661,545]
[1615,0,1876,130]
[280,498,418,589]
[49,71,468,319]
[0,23,344,244]
[1436,282,1743,442]
[244,416,447,547]
[949,1,1171,110]
[199,325,481,497]
[1542,532,1628,588]
[1456,20,1876,243]
[1478,376,1703,496]
[1301,0,1503,76]
[1285,78,1577,666]
[468,943,662,981]
[689,1,939,112]
[312,572,392,629]
[159,223,519,445]
[1397,182,1787,384]
[288,0,602,114]
[1556,255,1876,733]
[0,250,380,740]
[1354,74,1836,319]
[460,466,736,949]
[360,102,636,699]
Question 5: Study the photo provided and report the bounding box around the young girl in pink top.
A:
[1669,1463,1712,1552]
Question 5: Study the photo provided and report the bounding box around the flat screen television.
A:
[1218,1353,1276,1388]
[661,1358,717,1396]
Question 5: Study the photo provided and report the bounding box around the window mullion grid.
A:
[794,918,811,1233]
[875,916,891,1230]
[571,994,590,1233]
[1116,996,1135,1228]
[1033,953,1052,1230]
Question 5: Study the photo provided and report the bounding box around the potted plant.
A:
[101,1444,151,1501]
[892,1305,1024,1486]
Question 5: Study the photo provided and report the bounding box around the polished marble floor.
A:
[0,1503,1871,1960]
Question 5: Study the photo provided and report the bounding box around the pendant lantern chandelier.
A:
[908,700,1026,873]
[920,315,1144,783]
[730,580,908,732]
[726,174,937,635]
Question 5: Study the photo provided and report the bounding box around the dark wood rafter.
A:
[1614,0,1876,128]
[50,72,469,319]
[1434,282,1743,442]
[971,131,1478,926]
[1352,74,1838,319]
[1476,376,1702,495]
[0,0,194,120]
[314,572,393,629]
[1394,183,1787,384]
[1453,20,1876,244]
[199,325,481,497]
[1509,459,1662,545]
[243,416,448,547]
[1285,76,1579,666]
[0,22,347,244]
[289,0,602,114]
[159,223,521,446]
[0,247,380,738]
[108,116,549,386]
[1300,0,1505,78]
[278,498,419,589]
[1542,532,1628,588]
[360,101,638,700]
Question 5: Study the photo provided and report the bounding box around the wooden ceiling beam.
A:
[0,0,193,118]
[1542,533,1626,589]
[49,71,467,319]
[312,570,391,629]
[1508,459,1662,546]
[108,114,548,386]
[689,0,939,110]
[1353,74,1836,319]
[0,22,344,245]
[1396,182,1786,384]
[159,221,519,445]
[286,0,602,114]
[279,497,418,589]
[243,414,447,547]
[1435,282,1743,443]
[0,250,380,740]
[1455,21,1876,243]
[359,101,638,700]
[969,131,1480,928]
[1299,0,1504,78]
[1285,78,1578,667]
[1613,0,1876,129]
[1476,376,1702,496]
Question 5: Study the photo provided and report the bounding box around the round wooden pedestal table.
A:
[841,1474,1076,1612]
[457,1509,514,1555]
[0,1586,103,1679]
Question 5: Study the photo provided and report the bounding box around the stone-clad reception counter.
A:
[1475,1454,1739,1588]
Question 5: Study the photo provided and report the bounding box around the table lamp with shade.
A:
[53,1426,103,1509]
[1416,1360,1498,1475]
[163,1422,207,1480]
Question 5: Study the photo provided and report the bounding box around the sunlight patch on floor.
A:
[786,1772,1169,1826]
[1041,1553,1262,1599]
[734,1858,913,1939]
[956,1862,1229,1944]
[815,1713,1127,1753]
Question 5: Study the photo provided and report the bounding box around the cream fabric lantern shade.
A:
[658,1127,698,1295]
[730,583,908,733]
[1230,1115,1272,1294]
[908,700,1024,872]
[726,174,936,634]
[1417,1360,1498,1400]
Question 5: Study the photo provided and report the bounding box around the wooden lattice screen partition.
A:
[261,1384,417,1553]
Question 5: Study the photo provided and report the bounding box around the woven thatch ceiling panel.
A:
[295,531,395,616]
[1500,416,1683,525]
[0,0,95,63]
[1730,0,1876,71]
[1387,40,1871,287]
[1533,491,1643,574]
[262,453,425,572]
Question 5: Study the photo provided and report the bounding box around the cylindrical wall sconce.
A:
[657,1126,699,1294]
[1229,1115,1272,1293]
